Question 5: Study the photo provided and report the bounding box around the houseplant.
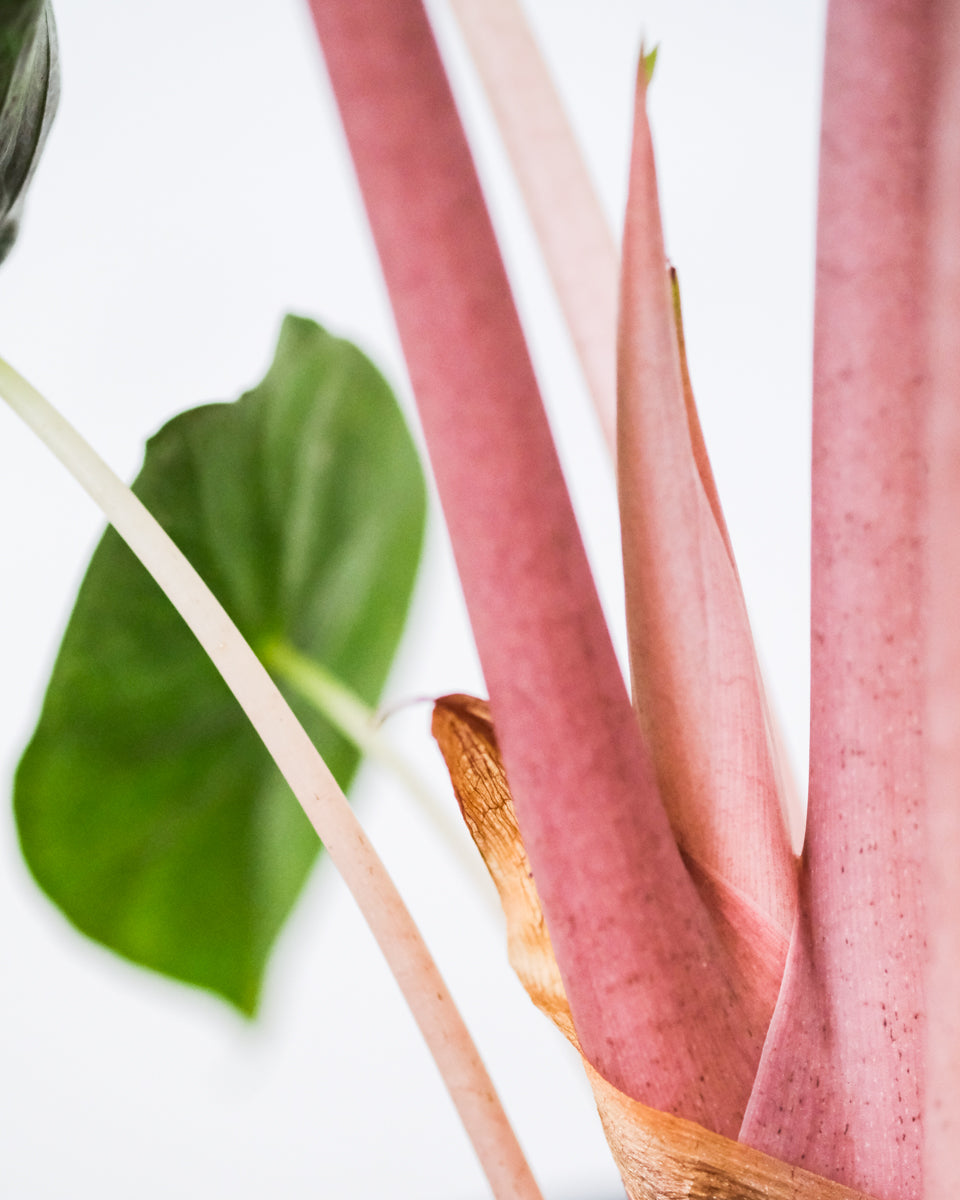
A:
[9,2,945,1200]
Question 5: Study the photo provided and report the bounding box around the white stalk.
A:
[0,355,543,1200]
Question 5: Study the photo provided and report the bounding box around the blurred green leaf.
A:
[15,316,427,1015]
[0,0,58,264]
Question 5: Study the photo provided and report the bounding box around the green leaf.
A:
[0,0,58,264]
[14,316,427,1015]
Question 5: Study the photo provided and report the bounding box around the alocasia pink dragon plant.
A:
[2,0,958,1196]
[303,0,952,1197]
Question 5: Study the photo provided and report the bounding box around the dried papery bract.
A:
[617,69,797,1035]
[433,695,875,1200]
[740,3,931,1195]
[925,1,960,1196]
[307,0,762,1133]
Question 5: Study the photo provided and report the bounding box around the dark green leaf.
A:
[15,316,427,1014]
[0,0,58,264]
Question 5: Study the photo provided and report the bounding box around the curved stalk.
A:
[0,355,543,1200]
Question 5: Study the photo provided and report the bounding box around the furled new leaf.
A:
[0,0,58,263]
[616,69,796,1036]
[15,316,426,1015]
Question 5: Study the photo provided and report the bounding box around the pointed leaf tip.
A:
[642,43,658,86]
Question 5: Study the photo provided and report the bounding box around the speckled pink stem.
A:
[925,4,960,1197]
[740,3,932,1196]
[306,0,760,1134]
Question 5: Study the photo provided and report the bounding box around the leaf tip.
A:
[640,41,659,88]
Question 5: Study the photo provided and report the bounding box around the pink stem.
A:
[306,0,760,1134]
[925,4,960,1196]
[740,3,932,1196]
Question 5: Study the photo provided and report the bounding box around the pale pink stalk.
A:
[306,0,762,1133]
[447,0,619,456]
[617,71,798,1039]
[740,4,931,1196]
[925,3,960,1196]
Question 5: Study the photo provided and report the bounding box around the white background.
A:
[0,2,824,1196]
